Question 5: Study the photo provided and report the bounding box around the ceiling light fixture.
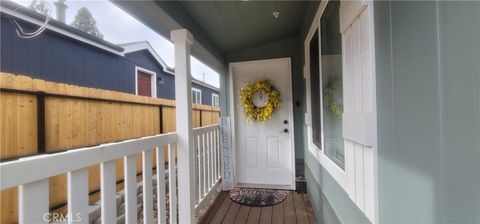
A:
[273,11,280,19]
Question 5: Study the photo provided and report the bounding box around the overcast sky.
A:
[12,0,220,88]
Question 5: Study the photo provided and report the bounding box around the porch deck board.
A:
[199,191,317,224]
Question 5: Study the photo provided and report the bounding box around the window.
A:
[320,0,344,169]
[135,67,156,97]
[310,30,322,149]
[212,94,220,107]
[192,88,202,104]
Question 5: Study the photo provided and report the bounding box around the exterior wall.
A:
[0,14,219,105]
[124,51,176,100]
[374,1,479,223]
[192,82,216,106]
[0,14,134,94]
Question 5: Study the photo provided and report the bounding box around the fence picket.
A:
[124,154,137,224]
[67,168,89,224]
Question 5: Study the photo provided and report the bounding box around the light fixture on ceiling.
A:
[273,11,280,19]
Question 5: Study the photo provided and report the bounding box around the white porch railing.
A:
[193,124,222,213]
[0,124,221,224]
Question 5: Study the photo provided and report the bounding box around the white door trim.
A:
[228,57,296,190]
[135,66,157,98]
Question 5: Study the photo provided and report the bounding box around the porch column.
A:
[171,29,195,224]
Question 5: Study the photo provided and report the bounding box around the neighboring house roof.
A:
[119,41,174,75]
[192,78,220,91]
[0,0,124,55]
[1,0,219,91]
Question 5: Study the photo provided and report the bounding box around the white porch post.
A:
[171,29,195,224]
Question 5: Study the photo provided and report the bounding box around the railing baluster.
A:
[217,129,221,179]
[205,132,210,190]
[68,168,89,224]
[209,130,214,186]
[143,149,154,224]
[213,130,217,182]
[100,160,117,224]
[156,147,167,224]
[168,144,177,224]
[124,154,137,224]
[19,179,49,224]
[202,133,207,196]
[194,136,199,203]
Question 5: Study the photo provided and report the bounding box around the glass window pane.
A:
[320,0,344,169]
[310,30,322,149]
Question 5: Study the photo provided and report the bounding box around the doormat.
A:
[229,188,288,207]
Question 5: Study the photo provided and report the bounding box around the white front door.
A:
[229,58,295,190]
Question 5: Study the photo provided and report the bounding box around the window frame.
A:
[135,66,157,98]
[192,87,202,104]
[304,1,378,222]
[305,1,346,188]
[212,93,220,107]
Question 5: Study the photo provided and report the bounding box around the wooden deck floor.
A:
[198,191,317,224]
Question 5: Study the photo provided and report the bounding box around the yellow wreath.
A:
[239,80,280,121]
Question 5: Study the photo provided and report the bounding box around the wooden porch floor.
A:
[198,191,317,224]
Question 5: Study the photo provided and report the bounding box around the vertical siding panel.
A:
[352,19,363,113]
[360,10,372,113]
[354,143,365,212]
[346,140,356,200]
[363,147,374,220]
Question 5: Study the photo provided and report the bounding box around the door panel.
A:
[137,72,152,97]
[231,58,294,189]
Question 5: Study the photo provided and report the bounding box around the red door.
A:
[137,72,152,97]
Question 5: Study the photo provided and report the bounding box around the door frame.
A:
[228,57,296,190]
[135,66,157,98]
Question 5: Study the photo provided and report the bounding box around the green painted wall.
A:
[305,130,370,223]
[374,1,480,222]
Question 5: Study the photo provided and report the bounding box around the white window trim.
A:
[212,93,219,107]
[192,87,202,104]
[135,66,157,98]
[304,1,378,222]
[304,0,347,189]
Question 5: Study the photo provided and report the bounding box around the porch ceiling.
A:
[178,1,308,53]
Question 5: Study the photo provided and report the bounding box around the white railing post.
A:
[171,29,195,224]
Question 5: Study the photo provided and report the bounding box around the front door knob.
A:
[283,120,288,124]
[283,128,289,133]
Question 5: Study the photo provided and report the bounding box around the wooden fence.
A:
[0,73,220,223]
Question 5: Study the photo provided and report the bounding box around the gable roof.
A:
[1,0,219,91]
[119,41,173,74]
[0,0,124,55]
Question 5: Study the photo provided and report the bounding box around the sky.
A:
[12,0,220,88]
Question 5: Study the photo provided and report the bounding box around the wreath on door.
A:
[239,80,280,121]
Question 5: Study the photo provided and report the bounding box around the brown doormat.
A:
[229,188,288,207]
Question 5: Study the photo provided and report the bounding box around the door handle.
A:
[283,128,289,133]
[283,120,288,124]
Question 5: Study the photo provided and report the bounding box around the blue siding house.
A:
[0,3,219,106]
